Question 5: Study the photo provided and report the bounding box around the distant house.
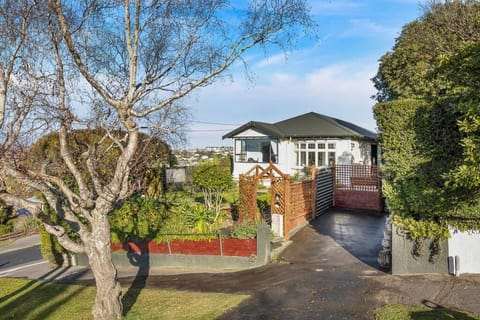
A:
[223,112,378,178]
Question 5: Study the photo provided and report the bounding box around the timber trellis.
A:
[238,163,329,239]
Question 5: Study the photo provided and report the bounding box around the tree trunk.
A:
[87,210,123,320]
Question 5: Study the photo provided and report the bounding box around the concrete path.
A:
[0,234,40,254]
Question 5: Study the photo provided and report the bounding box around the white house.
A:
[223,112,378,178]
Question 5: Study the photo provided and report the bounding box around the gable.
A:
[233,128,269,138]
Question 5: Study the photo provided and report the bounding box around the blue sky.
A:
[183,0,424,149]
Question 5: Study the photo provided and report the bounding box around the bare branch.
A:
[48,0,120,108]
[42,223,85,253]
[0,2,34,130]
[131,34,260,118]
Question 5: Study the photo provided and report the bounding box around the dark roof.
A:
[222,112,376,140]
[222,121,284,138]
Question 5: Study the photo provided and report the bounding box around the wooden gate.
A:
[238,163,289,223]
[334,164,383,212]
[239,163,317,239]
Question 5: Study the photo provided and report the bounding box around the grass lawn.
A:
[374,304,480,320]
[0,239,14,247]
[0,278,249,320]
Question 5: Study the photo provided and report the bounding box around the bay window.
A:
[234,139,278,163]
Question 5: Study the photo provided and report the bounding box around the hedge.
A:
[374,99,480,241]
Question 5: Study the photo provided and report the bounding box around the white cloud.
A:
[185,60,379,148]
[340,19,398,38]
[254,52,288,68]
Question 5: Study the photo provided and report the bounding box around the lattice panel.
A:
[290,181,313,217]
[335,164,380,192]
[239,175,258,220]
[271,177,286,215]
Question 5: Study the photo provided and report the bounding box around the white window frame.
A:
[295,139,337,167]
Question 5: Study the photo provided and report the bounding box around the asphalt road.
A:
[0,245,43,274]
[0,234,49,278]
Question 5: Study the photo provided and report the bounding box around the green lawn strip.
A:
[0,278,249,320]
[374,304,480,320]
[0,239,14,247]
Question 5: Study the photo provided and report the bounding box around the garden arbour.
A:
[239,162,318,239]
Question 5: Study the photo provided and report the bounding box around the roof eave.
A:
[222,121,284,139]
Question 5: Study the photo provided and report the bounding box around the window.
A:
[317,152,325,166]
[295,140,339,167]
[328,152,336,165]
[308,151,316,166]
[235,139,278,163]
[300,151,306,166]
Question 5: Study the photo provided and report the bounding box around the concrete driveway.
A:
[115,208,478,319]
[50,208,480,319]
[119,208,386,319]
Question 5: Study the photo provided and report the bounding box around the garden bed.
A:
[112,238,257,257]
[77,224,271,270]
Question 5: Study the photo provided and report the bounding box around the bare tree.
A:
[0,0,313,319]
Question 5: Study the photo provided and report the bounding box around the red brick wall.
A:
[112,238,257,257]
[335,189,383,212]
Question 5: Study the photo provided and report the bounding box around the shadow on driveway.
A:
[311,208,387,270]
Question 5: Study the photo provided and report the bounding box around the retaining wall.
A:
[76,224,271,270]
[391,225,448,275]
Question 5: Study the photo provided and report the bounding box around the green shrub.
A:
[222,185,239,204]
[257,193,270,213]
[0,199,12,225]
[110,194,169,243]
[231,219,257,239]
[192,160,233,221]
[40,226,67,266]
[154,200,218,243]
[39,198,72,266]
[0,223,13,236]
[374,99,480,240]
[12,216,38,232]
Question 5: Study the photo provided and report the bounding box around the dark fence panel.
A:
[315,167,334,216]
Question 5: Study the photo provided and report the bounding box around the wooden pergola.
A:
[238,162,290,222]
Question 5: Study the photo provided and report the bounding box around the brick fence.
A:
[334,164,383,212]
[75,224,271,270]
